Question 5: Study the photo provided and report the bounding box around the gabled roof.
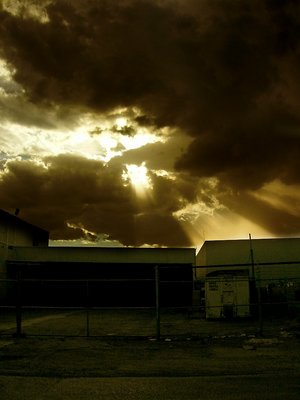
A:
[0,209,49,236]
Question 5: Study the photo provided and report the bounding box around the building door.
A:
[222,290,235,318]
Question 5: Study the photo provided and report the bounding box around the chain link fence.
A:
[0,264,300,338]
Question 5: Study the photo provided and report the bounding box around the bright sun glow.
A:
[123,163,152,197]
[115,117,128,129]
[1,104,166,167]
[120,130,161,151]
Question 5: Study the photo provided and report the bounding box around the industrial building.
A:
[0,209,195,307]
[1,209,300,316]
[6,246,195,307]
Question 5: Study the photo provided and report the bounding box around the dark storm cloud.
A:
[1,0,177,111]
[1,0,299,188]
[1,0,300,240]
[176,109,300,190]
[0,154,192,246]
[173,0,300,190]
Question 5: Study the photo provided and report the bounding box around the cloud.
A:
[111,129,193,171]
[0,0,299,187]
[175,108,300,190]
[0,154,193,246]
[0,0,299,242]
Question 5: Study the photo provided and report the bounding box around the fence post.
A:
[15,268,23,337]
[86,280,90,337]
[257,280,263,336]
[155,265,160,340]
[249,235,263,336]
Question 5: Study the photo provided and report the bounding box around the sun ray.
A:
[122,162,153,198]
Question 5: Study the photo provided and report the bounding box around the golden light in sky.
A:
[1,0,300,248]
[0,59,13,82]
[115,117,128,129]
[0,102,165,163]
[122,163,153,198]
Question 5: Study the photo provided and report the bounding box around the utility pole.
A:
[249,233,255,279]
[155,265,160,340]
[249,234,263,335]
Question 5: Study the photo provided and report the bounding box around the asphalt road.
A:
[1,374,299,400]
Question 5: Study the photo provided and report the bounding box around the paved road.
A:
[1,374,299,400]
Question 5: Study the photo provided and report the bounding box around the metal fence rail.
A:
[0,265,299,339]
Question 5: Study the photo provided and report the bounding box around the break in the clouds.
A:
[0,0,300,246]
[0,154,199,246]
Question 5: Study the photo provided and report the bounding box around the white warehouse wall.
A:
[196,238,300,284]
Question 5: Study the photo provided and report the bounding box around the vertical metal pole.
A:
[249,234,255,279]
[15,268,22,337]
[86,280,90,337]
[249,234,263,335]
[257,274,263,336]
[155,265,160,340]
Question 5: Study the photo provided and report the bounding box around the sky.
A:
[0,0,300,248]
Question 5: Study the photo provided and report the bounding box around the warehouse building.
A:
[6,246,195,307]
[1,209,300,315]
[0,209,195,307]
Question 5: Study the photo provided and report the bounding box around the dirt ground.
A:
[1,308,299,338]
[0,333,299,378]
[0,312,300,399]
[0,310,300,378]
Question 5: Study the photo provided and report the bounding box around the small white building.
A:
[196,238,300,318]
[204,275,250,319]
